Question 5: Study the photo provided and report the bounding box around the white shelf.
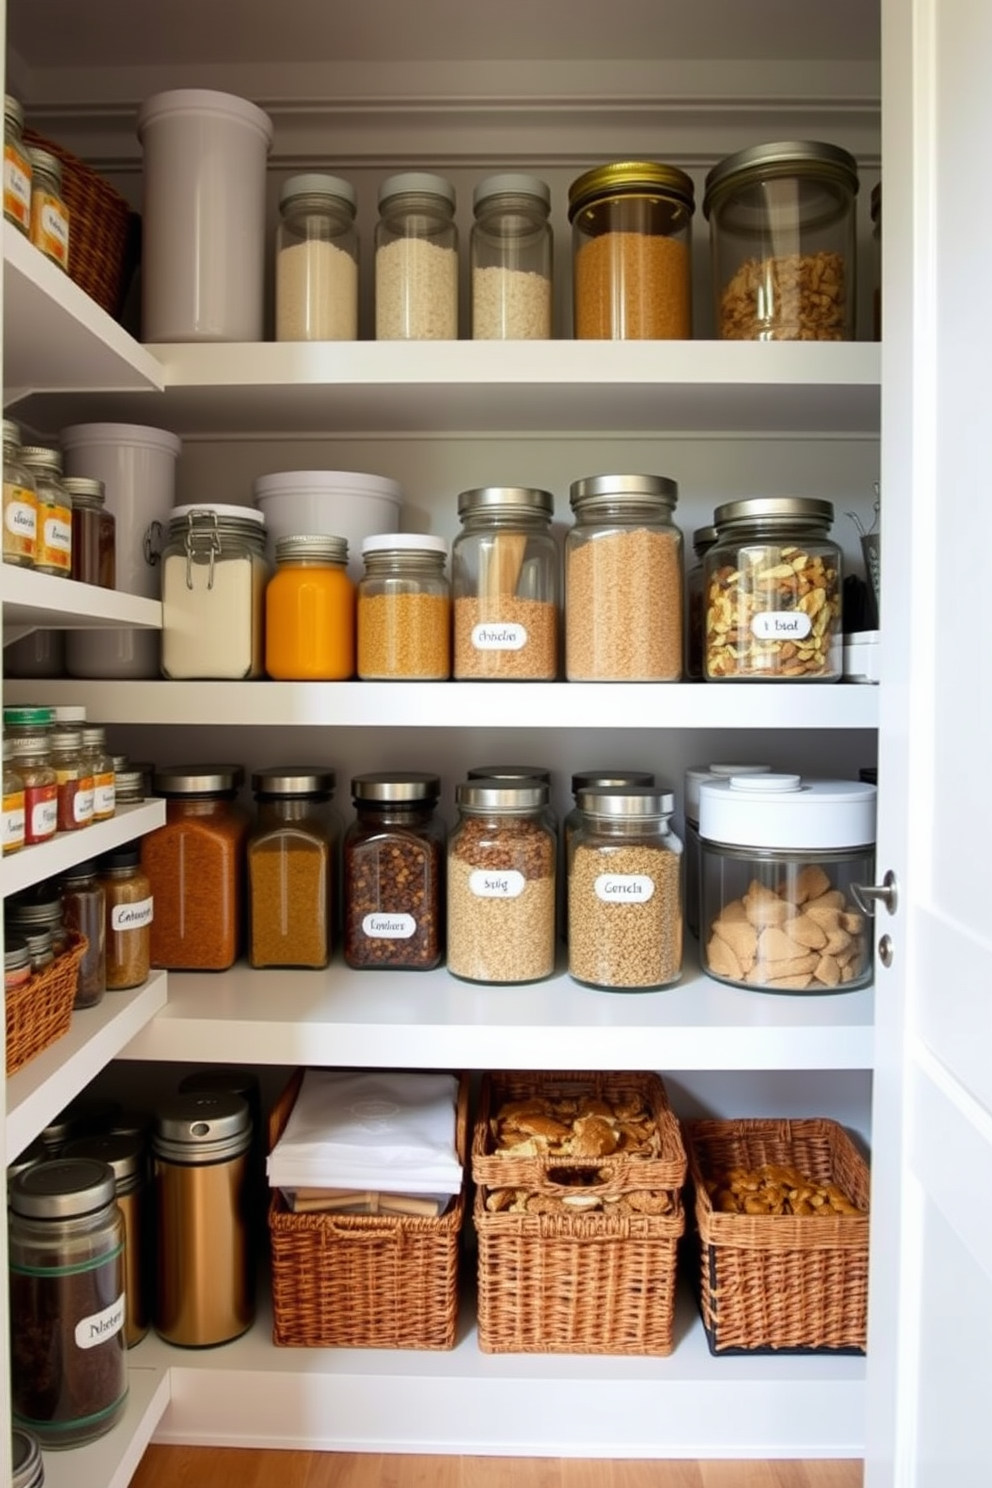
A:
[0,800,166,897]
[39,1356,171,1488]
[1,565,162,643]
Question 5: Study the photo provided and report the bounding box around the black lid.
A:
[58,859,98,881]
[98,842,142,870]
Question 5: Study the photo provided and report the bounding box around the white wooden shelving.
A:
[1,566,161,645]
[1,799,165,898]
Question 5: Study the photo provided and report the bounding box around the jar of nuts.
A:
[343,771,445,971]
[703,496,842,682]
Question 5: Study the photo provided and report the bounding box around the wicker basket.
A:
[684,1116,870,1355]
[267,1068,468,1349]
[6,931,87,1077]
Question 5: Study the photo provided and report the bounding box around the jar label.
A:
[471,622,527,652]
[32,194,70,268]
[594,873,656,904]
[469,868,525,899]
[2,793,25,850]
[75,1292,125,1351]
[111,896,154,932]
[4,490,37,542]
[93,775,116,817]
[25,785,57,842]
[362,912,416,939]
[751,611,813,641]
[73,784,95,824]
[41,510,72,563]
[4,147,31,226]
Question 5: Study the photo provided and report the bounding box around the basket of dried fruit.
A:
[684,1116,870,1354]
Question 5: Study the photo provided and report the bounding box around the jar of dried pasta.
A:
[357,534,451,679]
[247,767,338,969]
[343,771,445,970]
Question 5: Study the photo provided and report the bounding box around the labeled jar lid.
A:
[571,769,655,794]
[275,534,349,564]
[456,780,549,812]
[473,173,551,212]
[576,785,675,818]
[684,762,773,819]
[712,495,835,532]
[280,172,356,212]
[351,771,441,803]
[457,486,554,521]
[62,1133,145,1190]
[152,764,245,796]
[62,476,107,508]
[9,1157,117,1220]
[569,473,678,514]
[698,774,877,850]
[250,766,335,796]
[568,160,695,218]
[361,532,447,556]
[378,171,455,209]
[703,140,859,218]
[152,1092,252,1164]
[11,1426,44,1488]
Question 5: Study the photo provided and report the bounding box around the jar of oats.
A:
[471,173,553,340]
[375,172,458,340]
[275,173,359,341]
[357,534,450,679]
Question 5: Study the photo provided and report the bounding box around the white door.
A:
[866,1,992,1483]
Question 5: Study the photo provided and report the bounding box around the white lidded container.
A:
[253,470,403,582]
[137,89,274,342]
[683,761,773,940]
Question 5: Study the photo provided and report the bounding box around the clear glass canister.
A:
[698,773,876,993]
[471,173,553,340]
[567,787,683,991]
[451,486,558,681]
[62,1132,149,1348]
[4,94,32,236]
[264,534,354,681]
[51,727,96,832]
[64,476,116,588]
[703,496,843,681]
[142,765,249,970]
[465,762,557,834]
[97,843,153,990]
[3,737,26,855]
[703,140,859,341]
[247,767,337,969]
[3,419,38,568]
[343,771,445,970]
[8,1157,128,1447]
[685,523,718,682]
[565,473,683,681]
[9,734,57,845]
[27,146,70,273]
[447,780,556,984]
[357,533,451,680]
[568,161,695,339]
[81,725,116,821]
[58,860,106,1008]
[562,767,655,866]
[683,762,772,941]
[20,446,72,577]
[161,504,269,680]
[275,172,359,341]
[375,172,458,340]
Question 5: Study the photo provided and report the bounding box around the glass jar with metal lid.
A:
[57,860,106,1008]
[11,1427,44,1488]
[20,445,72,577]
[357,533,451,680]
[62,1132,150,1347]
[702,140,859,341]
[568,161,695,339]
[8,1157,128,1447]
[3,736,26,855]
[471,173,553,340]
[81,724,116,821]
[3,419,38,567]
[4,94,32,236]
[451,486,558,681]
[343,771,445,971]
[685,523,719,681]
[27,145,70,273]
[161,504,269,680]
[51,726,96,833]
[375,172,458,340]
[565,473,683,681]
[275,172,359,341]
[64,475,116,588]
[562,768,655,862]
[703,496,843,681]
[6,883,65,956]
[247,766,338,969]
[264,533,354,681]
[97,843,153,989]
[8,734,57,845]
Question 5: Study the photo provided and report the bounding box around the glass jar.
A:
[58,861,106,1008]
[264,534,354,681]
[114,766,147,805]
[698,773,876,993]
[5,935,32,996]
[3,737,26,855]
[703,496,843,681]
[275,172,359,341]
[871,181,881,341]
[50,727,96,833]
[375,172,458,340]
[357,534,451,680]
[142,765,248,971]
[683,762,773,941]
[8,1158,128,1447]
[565,473,684,681]
[568,787,683,991]
[20,446,72,578]
[471,173,553,340]
[62,1133,149,1347]
[685,523,718,682]
[6,884,66,957]
[247,767,337,969]
[9,734,57,845]
[97,844,153,990]
[161,504,269,680]
[447,780,556,984]
[568,161,694,339]
[702,140,859,341]
[21,928,54,974]
[4,94,32,236]
[64,476,116,589]
[465,763,557,834]
[343,772,445,971]
[81,725,116,821]
[451,486,558,681]
[27,146,70,273]
[3,419,38,568]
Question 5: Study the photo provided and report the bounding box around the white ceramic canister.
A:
[252,469,403,582]
[137,89,274,342]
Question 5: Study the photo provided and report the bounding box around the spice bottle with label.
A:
[51,727,96,833]
[247,767,337,969]
[344,772,445,970]
[3,418,38,567]
[375,172,458,340]
[4,94,32,236]
[264,534,354,680]
[20,445,72,578]
[162,504,269,679]
[27,145,70,273]
[471,173,553,340]
[9,733,57,846]
[64,476,116,588]
[62,1133,149,1347]
[357,533,451,680]
[97,844,153,989]
[3,737,26,855]
[81,725,116,820]
[275,172,359,341]
[58,861,106,1008]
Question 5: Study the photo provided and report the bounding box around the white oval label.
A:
[751,611,813,640]
[471,622,527,652]
[5,500,37,538]
[594,873,656,904]
[111,896,153,931]
[75,1292,125,1350]
[469,868,526,899]
[362,912,416,939]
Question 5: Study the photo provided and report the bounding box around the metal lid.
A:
[11,1426,44,1488]
[576,786,676,818]
[698,774,877,850]
[9,1157,117,1219]
[177,1067,260,1104]
[152,1092,252,1164]
[152,764,245,795]
[58,859,99,881]
[473,173,551,212]
[703,140,860,218]
[378,171,455,209]
[455,780,549,812]
[4,706,54,728]
[26,147,62,186]
[457,486,554,521]
[692,524,719,555]
[361,532,447,556]
[569,473,678,512]
[280,172,356,211]
[98,843,141,870]
[81,726,107,748]
[467,764,551,784]
[21,928,53,957]
[351,771,441,803]
[5,93,24,128]
[7,883,62,920]
[570,769,654,794]
[51,728,85,752]
[275,533,349,565]
[63,475,107,506]
[49,1093,123,1142]
[250,766,335,796]
[62,1133,144,1188]
[4,935,30,972]
[7,1138,47,1187]
[713,495,834,530]
[568,160,695,218]
[2,416,22,445]
[9,734,52,756]
[169,502,265,529]
[20,445,63,473]
[114,769,146,796]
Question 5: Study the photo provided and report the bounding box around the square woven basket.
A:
[684,1116,870,1355]
[267,1068,468,1350]
[6,931,87,1077]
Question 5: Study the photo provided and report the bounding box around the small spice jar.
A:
[4,94,33,236]
[161,504,269,680]
[81,724,116,821]
[471,173,553,340]
[51,726,96,833]
[702,140,859,341]
[447,779,556,984]
[275,172,359,341]
[6,883,66,958]
[9,733,57,846]
[264,534,354,681]
[247,767,337,969]
[565,473,684,681]
[20,446,72,578]
[62,1133,149,1347]
[568,161,694,340]
[357,533,451,680]
[451,486,558,681]
[703,496,843,681]
[20,928,54,975]
[3,418,39,568]
[685,523,718,681]
[568,787,684,991]
[114,765,148,805]
[11,1427,44,1488]
[27,146,70,273]
[64,476,116,589]
[375,172,459,340]
[58,861,106,1008]
[3,737,26,855]
[97,844,153,990]
[142,765,248,971]
[683,762,773,941]
[698,773,876,993]
[8,1157,128,1448]
[343,772,445,971]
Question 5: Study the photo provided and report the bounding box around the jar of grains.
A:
[264,534,355,680]
[27,146,70,273]
[64,476,116,588]
[683,762,772,941]
[470,173,553,340]
[465,762,557,834]
[447,779,556,984]
[161,504,269,680]
[97,844,153,990]
[142,765,248,971]
[3,737,26,855]
[560,768,655,942]
[62,1132,150,1348]
[702,141,859,341]
[81,724,116,821]
[20,445,72,577]
[568,786,683,992]
[4,94,32,236]
[565,473,684,681]
[58,861,106,1008]
[357,533,451,680]
[703,496,843,681]
[247,767,337,969]
[343,771,445,971]
[275,172,359,341]
[684,523,718,681]
[51,726,96,833]
[375,172,458,340]
[451,486,558,681]
[568,161,695,339]
[3,420,38,568]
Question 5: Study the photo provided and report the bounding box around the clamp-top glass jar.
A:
[471,173,553,340]
[275,172,359,341]
[357,533,451,679]
[343,771,445,970]
[247,767,338,969]
[4,94,32,236]
[375,172,458,340]
[161,504,269,679]
[703,496,842,681]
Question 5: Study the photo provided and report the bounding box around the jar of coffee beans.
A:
[343,772,445,970]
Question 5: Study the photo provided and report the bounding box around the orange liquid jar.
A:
[264,534,355,680]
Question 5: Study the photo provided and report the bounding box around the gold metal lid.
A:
[568,161,695,220]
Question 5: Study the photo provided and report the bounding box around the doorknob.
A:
[850,869,898,917]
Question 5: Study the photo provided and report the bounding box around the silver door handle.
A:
[851,869,898,917]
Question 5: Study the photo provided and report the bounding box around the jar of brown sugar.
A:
[247,767,338,968]
[97,843,153,989]
[343,771,445,971]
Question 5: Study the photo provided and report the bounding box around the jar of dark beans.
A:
[343,772,445,970]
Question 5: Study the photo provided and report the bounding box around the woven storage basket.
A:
[6,931,87,1077]
[268,1068,468,1349]
[684,1116,870,1355]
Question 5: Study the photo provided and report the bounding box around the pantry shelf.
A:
[0,800,166,898]
[40,1359,171,1488]
[1,565,162,645]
